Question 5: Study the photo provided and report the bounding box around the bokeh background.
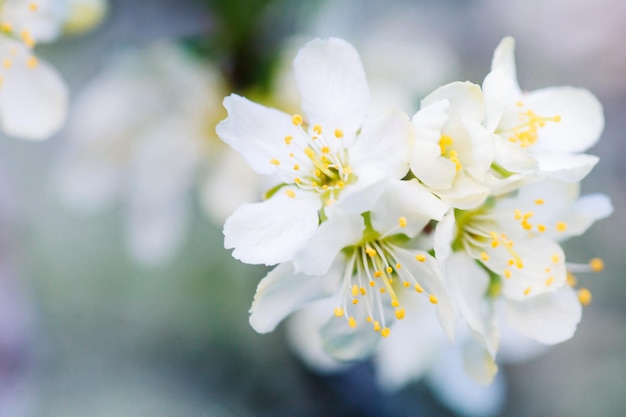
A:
[1,0,625,416]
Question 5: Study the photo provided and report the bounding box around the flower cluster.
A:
[216,37,612,383]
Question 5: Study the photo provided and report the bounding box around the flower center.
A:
[439,134,462,171]
[332,215,439,338]
[499,101,561,148]
[0,1,40,87]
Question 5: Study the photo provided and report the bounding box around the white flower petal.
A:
[534,153,599,182]
[438,173,491,210]
[422,81,485,128]
[371,178,448,238]
[216,94,308,175]
[505,285,582,345]
[375,297,446,392]
[446,253,499,355]
[285,301,352,374]
[0,50,67,139]
[223,189,320,265]
[524,87,604,154]
[462,339,499,385]
[293,209,363,276]
[410,139,457,190]
[411,99,449,143]
[294,37,369,136]
[558,193,612,239]
[249,261,342,333]
[434,209,455,264]
[349,111,411,181]
[428,346,506,417]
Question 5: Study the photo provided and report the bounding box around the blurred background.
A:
[1,0,625,415]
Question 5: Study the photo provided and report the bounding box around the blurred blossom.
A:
[62,0,108,35]
[0,0,68,140]
[53,41,259,265]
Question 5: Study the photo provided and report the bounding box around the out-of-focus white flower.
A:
[410,81,493,209]
[63,0,107,35]
[217,37,413,266]
[482,37,604,191]
[249,179,453,359]
[54,42,250,265]
[0,0,68,139]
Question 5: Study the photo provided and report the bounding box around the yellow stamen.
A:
[381,328,391,337]
[398,217,407,228]
[334,307,344,317]
[589,258,604,272]
[321,146,330,154]
[374,270,382,278]
[334,128,344,138]
[535,199,545,205]
[504,269,512,279]
[429,295,438,304]
[480,252,489,261]
[373,321,381,331]
[348,316,357,328]
[285,190,295,198]
[284,135,293,145]
[386,266,393,274]
[523,286,532,296]
[3,59,12,69]
[292,114,303,126]
[395,308,406,320]
[365,247,377,257]
[545,276,554,286]
[414,283,424,293]
[537,224,547,232]
[313,124,322,135]
[578,288,592,306]
[567,272,577,287]
[1,22,12,33]
[269,158,280,166]
[351,285,359,297]
[29,3,39,11]
[556,221,568,232]
[415,254,426,262]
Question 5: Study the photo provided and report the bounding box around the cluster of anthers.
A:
[501,101,562,148]
[270,114,355,207]
[0,1,41,86]
[333,216,439,338]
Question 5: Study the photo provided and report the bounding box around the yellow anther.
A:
[3,59,12,69]
[535,199,545,205]
[391,299,400,308]
[351,285,359,297]
[515,101,524,107]
[398,217,407,228]
[360,287,367,296]
[325,197,335,207]
[537,224,547,232]
[293,164,300,171]
[395,263,401,269]
[284,135,293,145]
[311,181,318,187]
[294,177,301,184]
[289,152,294,158]
[285,190,296,198]
[292,114,303,126]
[29,3,39,11]
[369,281,375,287]
[374,270,382,278]
[556,221,568,232]
[366,316,373,323]
[567,272,577,287]
[480,252,489,261]
[545,276,554,286]
[348,316,357,328]
[429,295,438,304]
[380,288,386,294]
[1,22,12,33]
[314,169,321,177]
[504,269,512,279]
[386,266,393,274]
[366,247,377,257]
[304,147,315,158]
[438,135,454,154]
[414,283,424,293]
[381,328,391,337]
[545,267,551,273]
[21,30,35,48]
[508,259,515,266]
[415,254,426,262]
[343,166,352,175]
[270,158,280,166]
[334,307,344,317]
[403,281,410,288]
[514,209,522,220]
[589,258,604,272]
[313,124,322,135]
[336,181,345,188]
[516,259,524,269]
[578,288,592,306]
[373,321,381,331]
[524,286,532,296]
[388,277,394,284]
[395,308,406,320]
[552,254,560,264]
[352,299,359,305]
[321,185,328,191]
[334,128,344,138]
[321,146,330,154]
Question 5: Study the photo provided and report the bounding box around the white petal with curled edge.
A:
[439,173,490,210]
[557,193,613,239]
[525,87,604,154]
[505,285,582,345]
[216,94,308,175]
[293,208,363,276]
[535,153,599,182]
[249,261,342,333]
[412,99,449,143]
[223,189,320,265]
[0,54,68,140]
[294,37,369,136]
[421,81,485,126]
[434,209,455,265]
